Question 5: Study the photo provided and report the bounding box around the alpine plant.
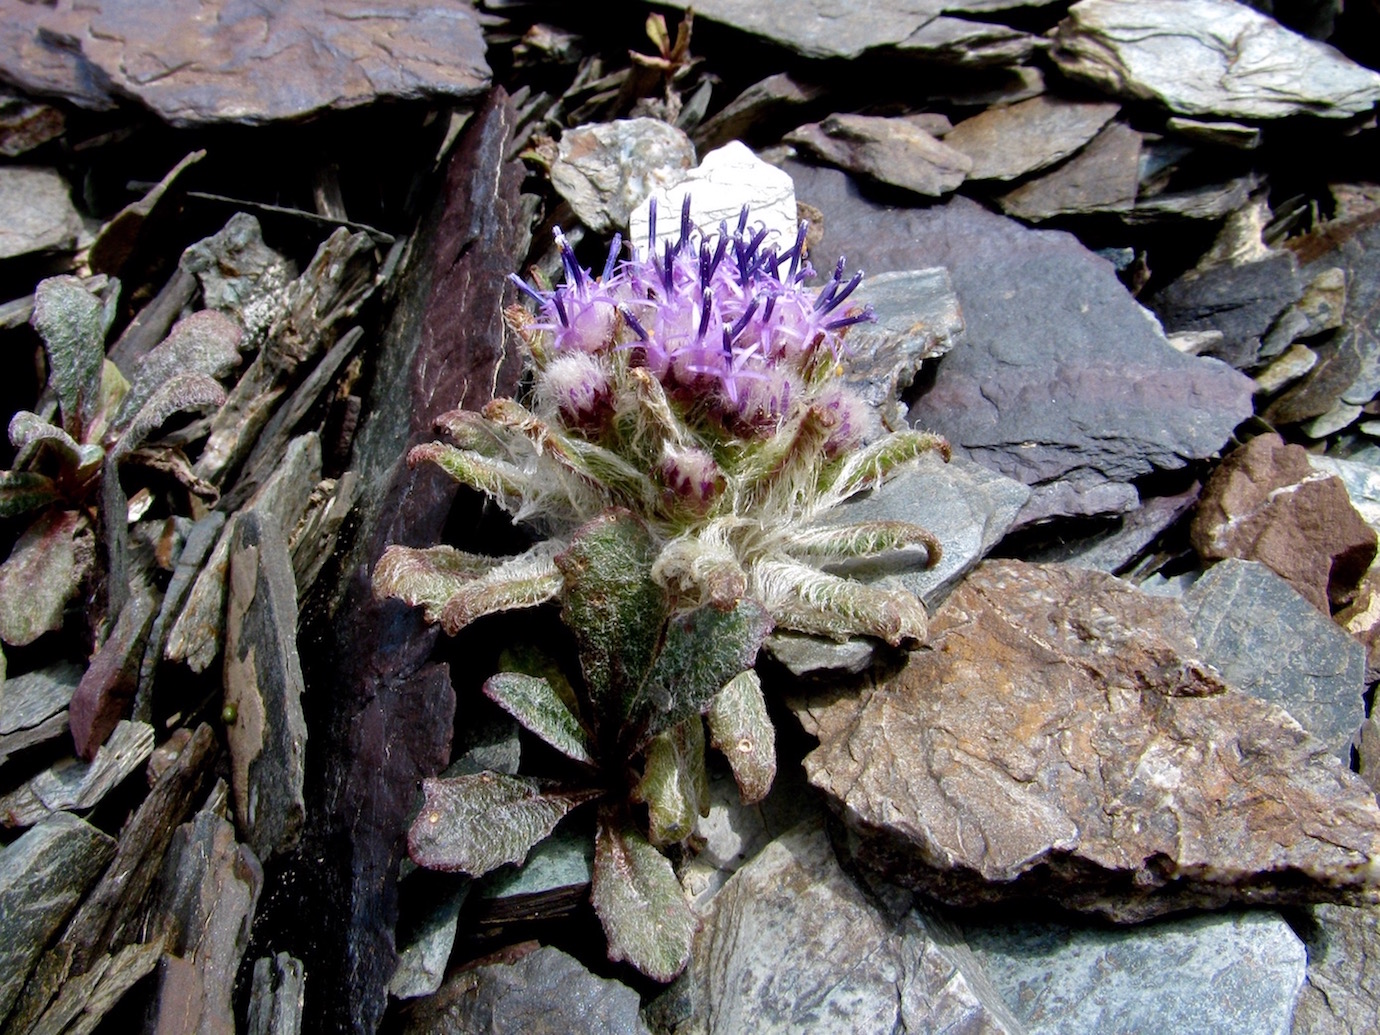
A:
[374,197,948,980]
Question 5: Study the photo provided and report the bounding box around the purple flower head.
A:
[511,200,875,435]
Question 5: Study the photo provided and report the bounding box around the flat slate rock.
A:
[0,166,85,259]
[7,0,491,126]
[785,114,971,197]
[943,95,1119,182]
[963,910,1306,1035]
[401,946,650,1035]
[800,559,1380,922]
[785,167,1255,523]
[0,811,117,1023]
[998,120,1142,221]
[895,15,1041,67]
[1290,903,1380,1035]
[1051,0,1380,119]
[1183,559,1367,760]
[550,119,696,235]
[653,820,1021,1035]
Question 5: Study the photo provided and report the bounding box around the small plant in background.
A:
[0,276,230,649]
[374,199,948,978]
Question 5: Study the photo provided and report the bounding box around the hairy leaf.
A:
[0,471,60,519]
[438,545,563,634]
[484,398,658,509]
[736,406,831,513]
[8,411,103,475]
[0,510,88,646]
[707,670,776,805]
[434,408,513,457]
[786,520,942,567]
[408,772,599,876]
[483,671,593,765]
[111,373,227,458]
[827,429,950,502]
[372,543,499,622]
[636,597,772,743]
[636,717,708,845]
[752,558,928,646]
[592,808,696,981]
[408,441,528,503]
[31,276,113,437]
[115,309,242,429]
[556,510,665,726]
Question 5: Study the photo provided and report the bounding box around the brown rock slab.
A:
[896,16,1041,67]
[223,511,308,863]
[0,93,65,157]
[0,3,115,111]
[998,120,1141,221]
[24,0,492,126]
[801,559,1380,922]
[1190,433,1377,613]
[943,95,1119,182]
[693,73,822,152]
[785,114,971,197]
[68,591,157,759]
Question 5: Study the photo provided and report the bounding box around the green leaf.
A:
[435,408,513,457]
[636,717,709,845]
[752,558,928,646]
[111,372,226,458]
[0,509,88,646]
[408,441,528,502]
[8,411,104,475]
[483,672,594,765]
[372,543,499,623]
[0,471,60,519]
[707,670,776,805]
[787,520,942,567]
[556,510,665,726]
[408,772,599,876]
[736,406,831,513]
[438,545,563,634]
[826,429,950,501]
[591,807,696,981]
[31,276,113,438]
[636,597,772,742]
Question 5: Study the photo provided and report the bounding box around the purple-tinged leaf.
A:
[111,373,227,458]
[372,544,498,624]
[437,545,563,634]
[0,510,89,646]
[483,671,593,765]
[591,807,696,982]
[31,275,115,438]
[408,772,599,877]
[0,471,60,520]
[8,411,103,476]
[707,670,776,805]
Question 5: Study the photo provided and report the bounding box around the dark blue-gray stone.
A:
[1183,558,1367,759]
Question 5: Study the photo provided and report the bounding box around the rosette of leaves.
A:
[406,509,773,980]
[0,276,230,646]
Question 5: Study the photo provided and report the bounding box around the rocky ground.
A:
[1,1,1380,1033]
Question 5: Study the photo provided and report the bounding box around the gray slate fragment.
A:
[0,661,81,735]
[656,819,1020,1035]
[785,114,971,197]
[652,0,941,60]
[844,267,965,429]
[998,120,1141,221]
[787,169,1254,522]
[764,631,878,679]
[1129,174,1261,223]
[0,167,85,259]
[247,953,306,1035]
[944,95,1120,182]
[390,885,467,1000]
[1051,0,1380,119]
[896,16,1041,67]
[0,812,116,1023]
[1291,903,1380,1035]
[1033,481,1199,573]
[551,119,696,235]
[1310,453,1380,530]
[1261,267,1346,360]
[179,213,295,338]
[0,721,155,828]
[402,946,651,1035]
[963,911,1306,1035]
[149,791,264,1035]
[1151,252,1304,370]
[828,453,1030,609]
[694,73,823,152]
[223,511,308,862]
[1184,559,1367,760]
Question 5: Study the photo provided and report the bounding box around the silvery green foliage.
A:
[379,205,948,980]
